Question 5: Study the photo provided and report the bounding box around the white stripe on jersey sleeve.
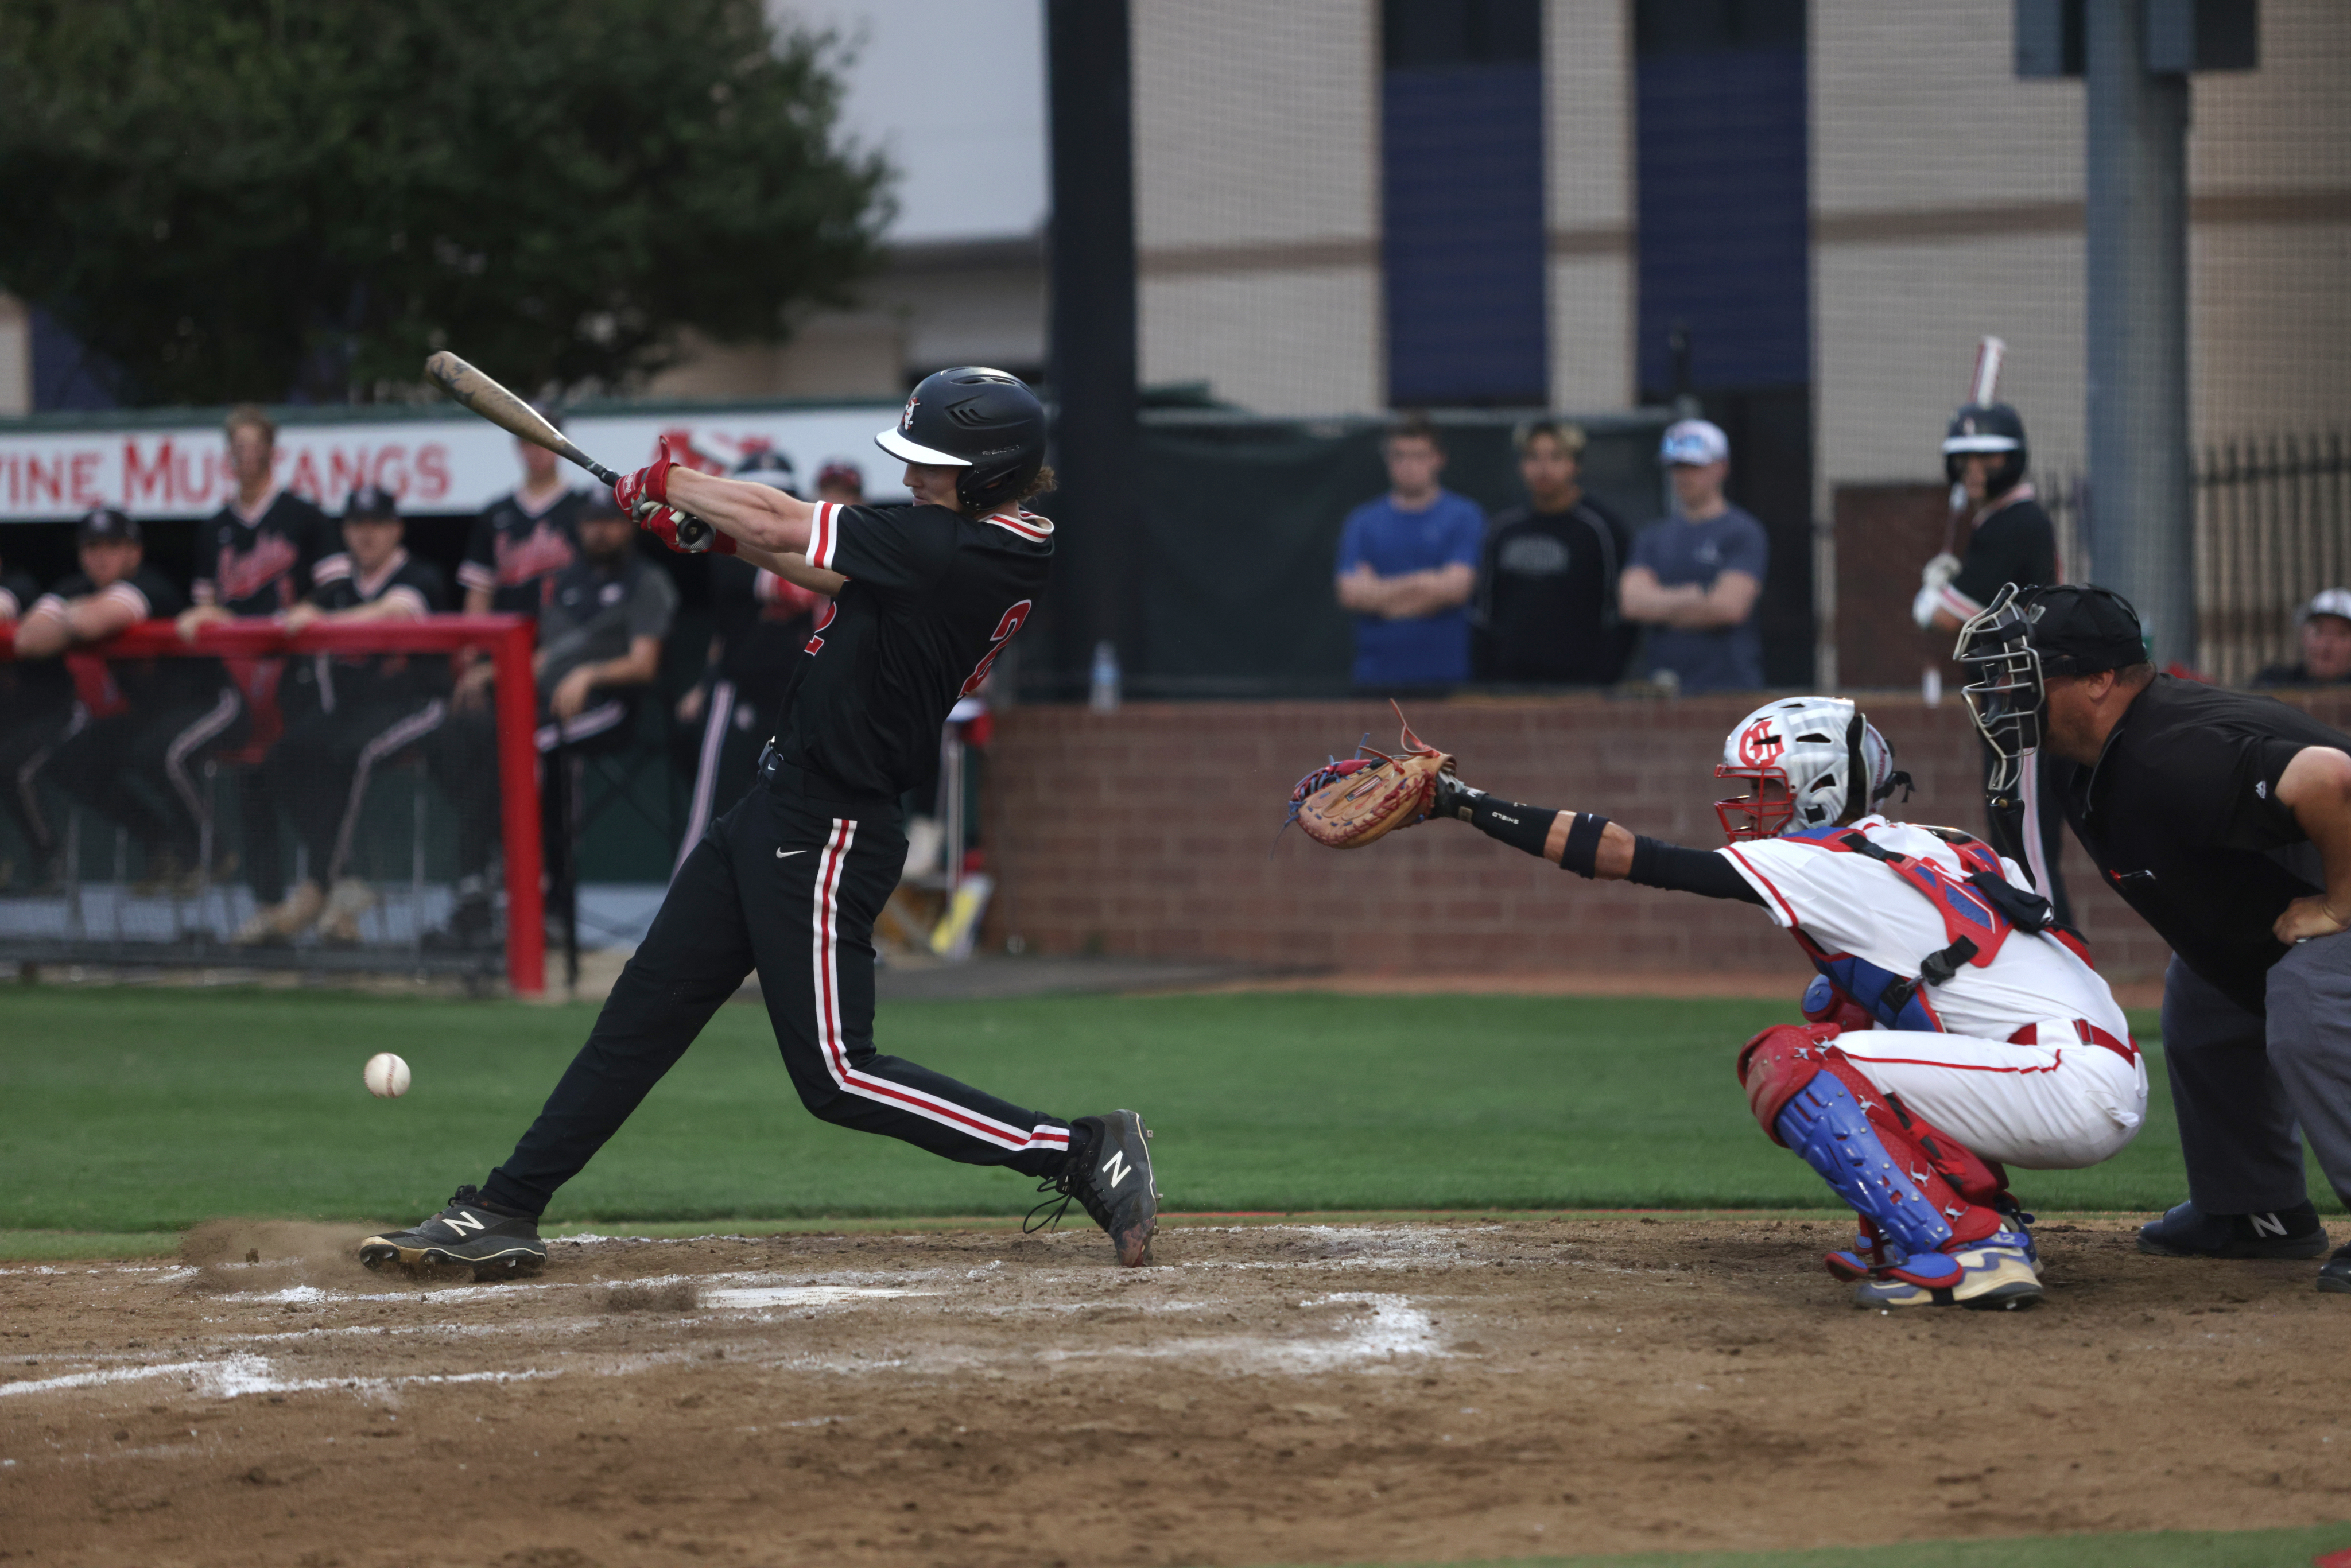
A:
[456,561,498,591]
[379,585,431,619]
[313,552,354,583]
[810,503,840,570]
[101,580,152,619]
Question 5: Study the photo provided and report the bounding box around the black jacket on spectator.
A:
[1471,496,1635,684]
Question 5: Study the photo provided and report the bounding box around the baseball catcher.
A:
[1295,697,2148,1310]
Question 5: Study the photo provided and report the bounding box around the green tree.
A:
[0,0,891,405]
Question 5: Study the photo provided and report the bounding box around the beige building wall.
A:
[1811,0,2351,517]
[1132,0,1384,414]
[1544,0,1635,411]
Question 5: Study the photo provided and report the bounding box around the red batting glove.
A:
[635,503,736,556]
[612,443,677,515]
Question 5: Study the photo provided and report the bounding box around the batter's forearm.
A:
[666,469,816,556]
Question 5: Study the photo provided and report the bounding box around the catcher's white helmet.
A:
[1714,696,1908,842]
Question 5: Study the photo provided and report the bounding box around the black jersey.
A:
[1471,496,1635,684]
[36,565,190,707]
[193,490,336,614]
[460,487,584,616]
[2060,675,2351,1014]
[1952,489,2058,611]
[2,568,72,714]
[710,556,821,698]
[775,502,1050,798]
[305,550,451,706]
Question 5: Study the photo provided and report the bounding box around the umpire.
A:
[1958,584,2351,1292]
[363,368,1159,1279]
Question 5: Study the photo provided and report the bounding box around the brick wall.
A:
[984,691,2351,985]
[1834,482,1958,690]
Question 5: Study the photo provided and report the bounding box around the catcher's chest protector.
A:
[1783,825,2022,1034]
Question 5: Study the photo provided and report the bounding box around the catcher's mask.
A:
[1954,581,2147,795]
[1714,696,1910,843]
[1954,584,2043,795]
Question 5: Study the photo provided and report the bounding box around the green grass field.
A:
[12,983,2333,1238]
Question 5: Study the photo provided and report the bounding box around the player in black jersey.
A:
[178,405,339,907]
[234,487,452,945]
[0,552,76,886]
[1910,402,2070,923]
[363,369,1159,1279]
[459,435,585,618]
[18,510,235,886]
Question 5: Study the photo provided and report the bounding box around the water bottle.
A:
[1088,640,1121,713]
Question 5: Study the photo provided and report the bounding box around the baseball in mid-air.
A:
[363,1053,412,1099]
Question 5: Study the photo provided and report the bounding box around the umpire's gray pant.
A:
[2160,933,2351,1213]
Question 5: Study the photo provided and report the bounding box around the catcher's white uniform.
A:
[1721,815,2146,1170]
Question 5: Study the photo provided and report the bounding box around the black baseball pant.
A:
[484,760,1072,1217]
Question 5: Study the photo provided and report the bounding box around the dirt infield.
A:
[2,1217,2344,1567]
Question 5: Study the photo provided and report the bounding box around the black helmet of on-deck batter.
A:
[875,367,1046,515]
[1942,402,2028,498]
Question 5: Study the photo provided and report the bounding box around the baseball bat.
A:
[1942,335,2008,554]
[425,352,620,486]
[425,351,715,545]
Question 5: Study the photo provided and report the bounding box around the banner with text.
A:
[0,406,911,522]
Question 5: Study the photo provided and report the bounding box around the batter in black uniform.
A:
[1958,584,2351,1294]
[363,368,1160,1278]
[1913,402,2069,923]
[0,556,75,884]
[19,510,222,877]
[179,405,339,903]
[236,487,452,944]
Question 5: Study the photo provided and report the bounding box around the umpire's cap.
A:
[77,507,141,543]
[344,484,399,521]
[876,367,1045,514]
[2018,584,2148,676]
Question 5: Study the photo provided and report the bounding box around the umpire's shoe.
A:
[2319,1245,2351,1296]
[2136,1200,2330,1260]
[1028,1112,1159,1267]
[359,1186,546,1280]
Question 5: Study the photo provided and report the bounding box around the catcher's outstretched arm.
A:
[1432,777,1762,903]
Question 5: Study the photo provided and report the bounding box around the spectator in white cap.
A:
[1619,418,1768,693]
[2254,589,2351,688]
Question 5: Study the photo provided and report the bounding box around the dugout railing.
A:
[0,615,545,995]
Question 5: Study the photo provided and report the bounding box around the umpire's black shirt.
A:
[2059,674,2351,1014]
[781,502,1050,799]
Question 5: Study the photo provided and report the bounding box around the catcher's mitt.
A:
[1284,703,1455,849]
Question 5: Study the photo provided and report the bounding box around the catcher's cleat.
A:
[1850,1237,2043,1311]
[1026,1111,1160,1266]
[2137,1199,2329,1260]
[359,1186,545,1281]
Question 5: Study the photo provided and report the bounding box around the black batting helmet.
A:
[875,367,1046,514]
[1942,402,2028,498]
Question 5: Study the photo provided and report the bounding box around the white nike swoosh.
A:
[777,849,809,859]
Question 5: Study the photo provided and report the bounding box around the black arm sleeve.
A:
[1625,836,1766,903]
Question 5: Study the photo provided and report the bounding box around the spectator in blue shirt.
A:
[1620,418,1768,693]
[1334,417,1485,685]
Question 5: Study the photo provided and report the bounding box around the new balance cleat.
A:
[1850,1237,2043,1311]
[1026,1111,1159,1266]
[359,1186,545,1280]
[2137,1200,2329,1260]
[2319,1245,2350,1296]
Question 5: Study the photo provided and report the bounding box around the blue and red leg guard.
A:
[1737,1024,2008,1290]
